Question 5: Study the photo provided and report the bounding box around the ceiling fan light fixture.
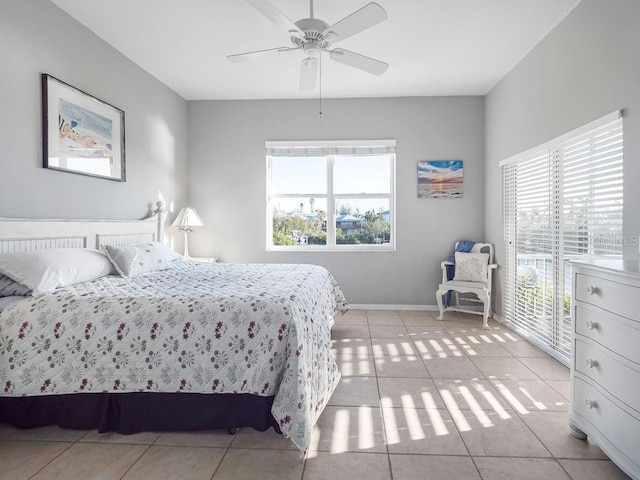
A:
[303,41,321,58]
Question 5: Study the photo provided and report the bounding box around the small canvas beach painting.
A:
[417,160,463,198]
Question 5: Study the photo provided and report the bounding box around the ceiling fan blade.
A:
[243,0,305,39]
[299,57,318,91]
[227,46,300,63]
[323,2,387,43]
[329,48,388,75]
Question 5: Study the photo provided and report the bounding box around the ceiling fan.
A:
[228,0,389,91]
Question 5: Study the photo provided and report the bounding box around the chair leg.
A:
[481,293,490,329]
[436,289,445,321]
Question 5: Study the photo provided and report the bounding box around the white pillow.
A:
[0,249,113,297]
[152,242,183,262]
[453,252,490,282]
[102,242,180,277]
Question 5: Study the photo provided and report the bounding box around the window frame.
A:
[266,140,396,252]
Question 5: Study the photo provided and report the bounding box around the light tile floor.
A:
[0,310,631,480]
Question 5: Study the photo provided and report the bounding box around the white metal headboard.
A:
[0,202,165,254]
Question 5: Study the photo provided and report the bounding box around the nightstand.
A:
[189,256,219,263]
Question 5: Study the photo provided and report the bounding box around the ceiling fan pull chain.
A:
[319,52,323,118]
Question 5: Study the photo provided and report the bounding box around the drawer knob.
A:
[586,358,599,368]
[585,398,598,409]
[586,285,599,295]
[585,320,599,330]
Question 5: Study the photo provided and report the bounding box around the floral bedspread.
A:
[0,261,347,451]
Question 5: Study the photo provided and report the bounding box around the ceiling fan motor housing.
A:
[292,18,332,57]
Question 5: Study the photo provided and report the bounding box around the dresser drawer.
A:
[574,339,640,415]
[575,273,640,321]
[574,377,640,466]
[575,304,640,363]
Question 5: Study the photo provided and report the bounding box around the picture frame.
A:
[417,160,463,198]
[41,73,125,182]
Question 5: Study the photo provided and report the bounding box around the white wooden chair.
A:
[436,242,497,329]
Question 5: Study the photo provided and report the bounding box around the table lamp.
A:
[172,207,204,258]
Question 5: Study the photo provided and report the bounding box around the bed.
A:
[0,204,347,452]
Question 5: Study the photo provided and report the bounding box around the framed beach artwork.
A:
[41,74,125,181]
[417,160,463,198]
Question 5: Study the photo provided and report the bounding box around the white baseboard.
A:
[347,305,501,318]
[348,304,439,311]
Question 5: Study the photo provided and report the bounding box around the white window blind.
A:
[502,112,623,363]
[266,141,396,157]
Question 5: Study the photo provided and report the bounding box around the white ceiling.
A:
[50,0,581,101]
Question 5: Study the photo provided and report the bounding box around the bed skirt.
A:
[0,392,280,434]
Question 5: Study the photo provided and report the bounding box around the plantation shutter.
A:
[501,111,623,364]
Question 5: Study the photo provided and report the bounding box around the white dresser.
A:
[570,259,640,480]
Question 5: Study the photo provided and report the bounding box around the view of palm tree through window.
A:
[272,197,391,246]
[267,144,395,250]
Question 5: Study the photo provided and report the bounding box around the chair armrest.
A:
[440,261,454,283]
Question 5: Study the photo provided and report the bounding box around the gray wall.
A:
[485,0,640,315]
[187,97,485,306]
[0,0,188,221]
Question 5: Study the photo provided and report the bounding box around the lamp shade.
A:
[172,207,204,231]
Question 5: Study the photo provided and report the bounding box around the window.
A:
[266,140,396,251]
[502,111,623,364]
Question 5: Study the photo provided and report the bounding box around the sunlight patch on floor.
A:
[382,402,399,445]
[448,407,472,432]
[400,341,415,355]
[490,333,506,342]
[421,391,439,410]
[478,386,511,420]
[458,386,493,427]
[520,386,547,411]
[441,337,464,357]
[426,408,449,437]
[358,406,375,450]
[493,381,529,414]
[401,395,426,440]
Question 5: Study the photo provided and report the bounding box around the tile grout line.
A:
[117,442,155,480]
[542,378,572,402]
[366,309,395,480]
[209,428,240,480]
[24,438,76,480]
[437,323,486,480]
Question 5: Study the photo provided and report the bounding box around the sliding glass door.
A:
[502,113,623,364]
